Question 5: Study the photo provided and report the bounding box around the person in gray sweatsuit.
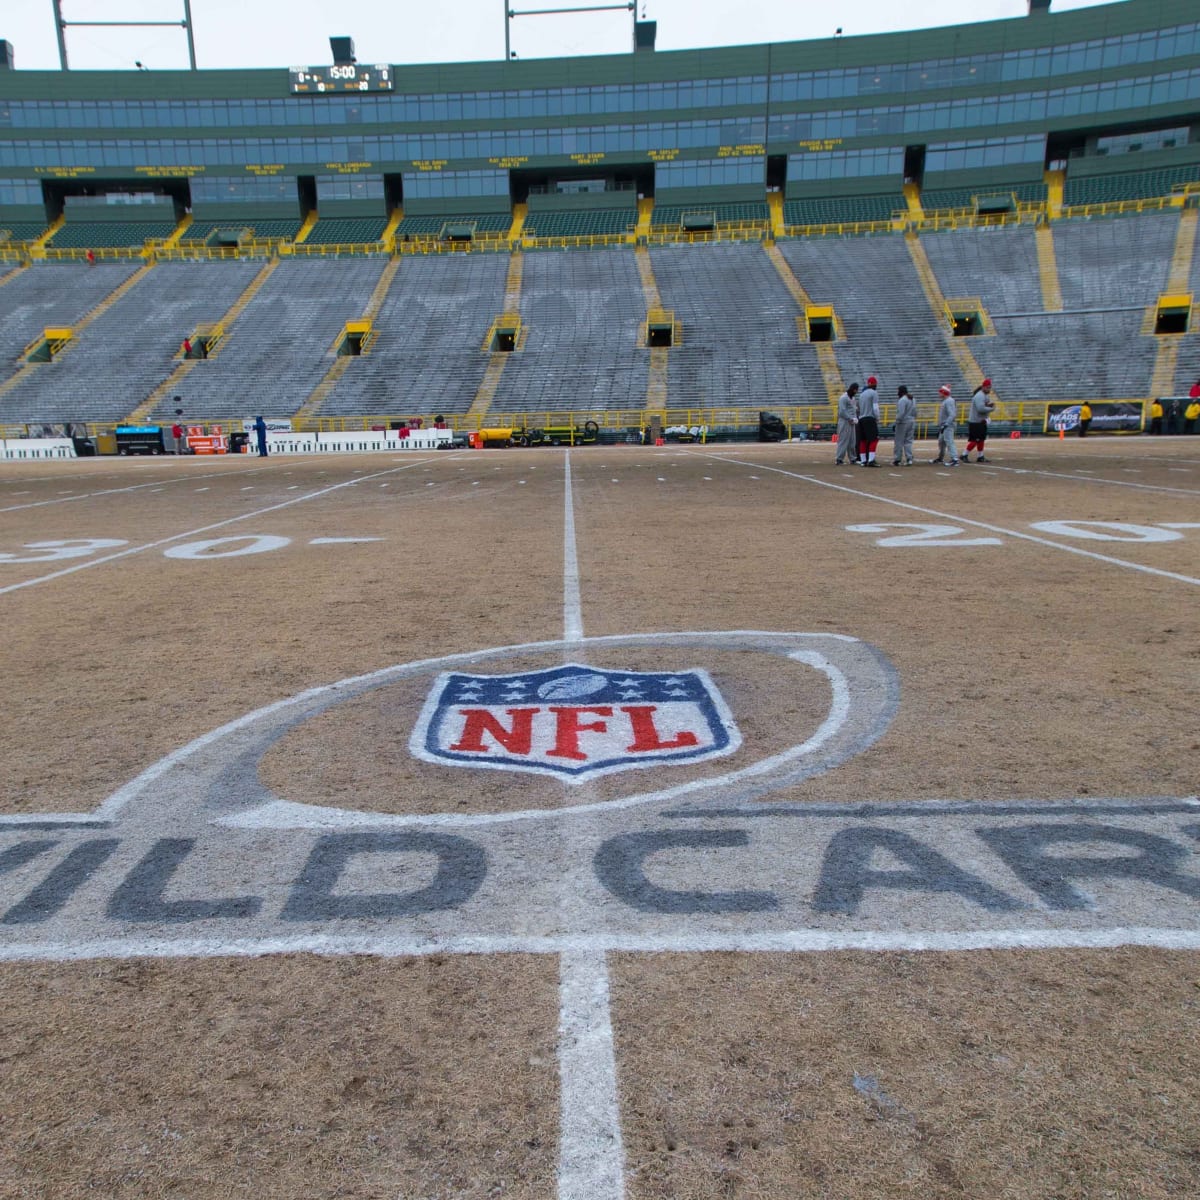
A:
[932,385,959,465]
[892,384,916,466]
[835,383,859,465]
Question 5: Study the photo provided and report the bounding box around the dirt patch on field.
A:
[0,953,558,1199]
[613,946,1200,1198]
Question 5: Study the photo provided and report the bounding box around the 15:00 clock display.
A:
[289,64,393,94]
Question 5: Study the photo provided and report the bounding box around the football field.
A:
[1,437,1198,1199]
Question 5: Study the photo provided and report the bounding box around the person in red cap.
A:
[932,385,959,465]
[963,378,995,462]
[856,374,881,466]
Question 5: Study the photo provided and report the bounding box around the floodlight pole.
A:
[505,0,636,61]
[50,0,199,70]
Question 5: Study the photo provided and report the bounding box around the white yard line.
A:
[698,453,1200,587]
[563,452,584,645]
[0,458,447,597]
[558,949,626,1200]
[558,451,625,1200]
[987,464,1200,496]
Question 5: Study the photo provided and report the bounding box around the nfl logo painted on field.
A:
[410,663,741,782]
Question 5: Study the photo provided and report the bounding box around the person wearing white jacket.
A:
[835,382,859,466]
[931,385,959,466]
[892,384,916,466]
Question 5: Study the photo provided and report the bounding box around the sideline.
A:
[694,452,1200,587]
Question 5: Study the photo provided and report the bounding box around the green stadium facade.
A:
[1,0,1199,231]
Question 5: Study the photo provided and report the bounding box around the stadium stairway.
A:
[1035,226,1065,312]
[1152,206,1198,397]
[636,246,668,410]
[905,232,997,402]
[467,251,525,419]
[764,243,844,405]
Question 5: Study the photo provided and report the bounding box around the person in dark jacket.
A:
[253,415,268,457]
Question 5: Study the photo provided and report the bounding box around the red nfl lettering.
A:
[621,705,700,753]
[449,708,537,755]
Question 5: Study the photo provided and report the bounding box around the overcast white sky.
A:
[2,0,1122,73]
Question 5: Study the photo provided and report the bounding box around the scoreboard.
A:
[289,64,393,94]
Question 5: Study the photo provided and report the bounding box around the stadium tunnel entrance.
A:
[40,177,190,223]
[510,162,654,204]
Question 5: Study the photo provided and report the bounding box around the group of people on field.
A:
[836,377,994,468]
[1147,382,1200,436]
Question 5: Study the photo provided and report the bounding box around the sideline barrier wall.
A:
[1,438,77,459]
[254,429,455,455]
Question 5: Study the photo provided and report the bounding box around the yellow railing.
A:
[520,232,630,250]
[644,225,769,246]
[288,240,389,257]
[34,245,146,262]
[1061,195,1178,219]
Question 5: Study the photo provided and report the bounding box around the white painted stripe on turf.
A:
[563,452,584,643]
[5,926,1200,964]
[559,461,625,1200]
[988,464,1200,496]
[700,453,1200,587]
[558,950,626,1200]
[0,457,454,596]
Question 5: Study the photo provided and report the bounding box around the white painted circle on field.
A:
[98,631,899,831]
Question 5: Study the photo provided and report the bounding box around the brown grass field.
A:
[1,435,1198,1199]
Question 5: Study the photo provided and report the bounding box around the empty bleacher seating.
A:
[396,213,511,239]
[147,258,389,421]
[0,223,50,243]
[651,201,769,228]
[1,202,1195,423]
[921,182,1046,212]
[0,260,264,423]
[783,194,904,227]
[49,222,176,249]
[181,219,303,244]
[648,242,829,408]
[778,236,972,398]
[920,225,1045,314]
[305,217,389,245]
[524,209,635,239]
[315,254,511,418]
[1063,164,1200,207]
[488,248,648,413]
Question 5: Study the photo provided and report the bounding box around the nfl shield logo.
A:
[410,663,741,783]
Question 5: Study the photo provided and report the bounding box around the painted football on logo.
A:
[536,673,609,700]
